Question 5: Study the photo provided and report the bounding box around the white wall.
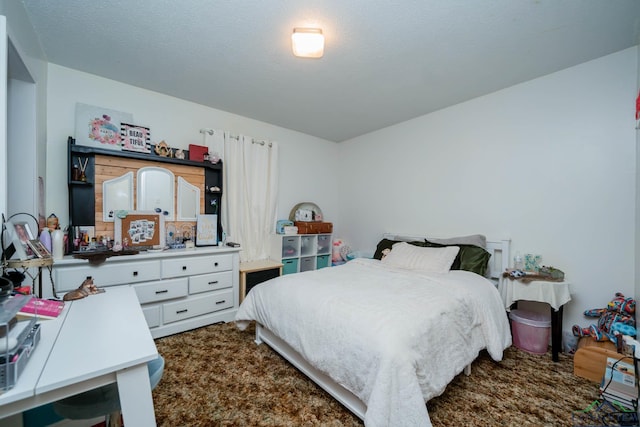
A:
[337,48,638,332]
[45,64,340,234]
[635,44,640,326]
[0,3,47,221]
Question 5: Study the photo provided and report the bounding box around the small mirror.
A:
[103,172,134,222]
[137,167,175,220]
[177,176,200,221]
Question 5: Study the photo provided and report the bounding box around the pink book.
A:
[19,297,65,319]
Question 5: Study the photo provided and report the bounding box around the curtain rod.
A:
[206,131,272,147]
[252,139,272,148]
[228,134,272,147]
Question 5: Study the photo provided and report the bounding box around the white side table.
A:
[498,278,571,362]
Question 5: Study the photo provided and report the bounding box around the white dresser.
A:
[48,247,240,338]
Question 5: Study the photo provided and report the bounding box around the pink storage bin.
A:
[509,309,551,355]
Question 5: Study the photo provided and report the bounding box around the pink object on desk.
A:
[19,298,64,319]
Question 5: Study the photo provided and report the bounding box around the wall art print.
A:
[74,103,133,151]
[120,123,151,153]
[196,214,218,246]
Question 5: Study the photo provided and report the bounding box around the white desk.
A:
[0,286,158,425]
[499,278,571,362]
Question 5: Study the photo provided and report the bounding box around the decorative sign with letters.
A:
[120,123,151,153]
[196,214,218,246]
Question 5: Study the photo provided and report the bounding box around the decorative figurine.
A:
[47,213,59,230]
[62,276,105,301]
[154,140,174,157]
[209,153,220,165]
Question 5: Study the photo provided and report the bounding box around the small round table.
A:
[498,277,571,362]
[4,257,54,297]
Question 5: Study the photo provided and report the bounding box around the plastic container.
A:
[282,258,299,275]
[51,229,64,260]
[509,309,551,355]
[39,228,52,252]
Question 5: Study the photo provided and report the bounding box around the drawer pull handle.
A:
[182,266,187,271]
[215,300,226,305]
[214,262,219,267]
[155,290,168,294]
[133,271,138,276]
[176,309,188,314]
[208,281,219,285]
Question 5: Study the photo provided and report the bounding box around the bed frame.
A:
[254,235,511,422]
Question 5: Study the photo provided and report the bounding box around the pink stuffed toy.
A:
[332,238,351,263]
[332,239,344,263]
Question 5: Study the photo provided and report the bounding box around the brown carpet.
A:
[152,322,603,427]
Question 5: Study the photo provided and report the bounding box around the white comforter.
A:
[236,258,512,427]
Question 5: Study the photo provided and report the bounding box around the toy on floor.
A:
[332,238,349,262]
[572,292,636,343]
[332,238,344,263]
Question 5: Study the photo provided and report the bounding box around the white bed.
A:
[235,234,512,427]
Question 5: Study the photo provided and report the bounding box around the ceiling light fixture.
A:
[291,28,324,58]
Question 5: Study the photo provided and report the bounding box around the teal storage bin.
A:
[282,259,298,275]
[316,255,330,269]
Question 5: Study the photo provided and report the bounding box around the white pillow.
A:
[381,242,460,273]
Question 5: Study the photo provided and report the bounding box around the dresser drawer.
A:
[142,305,161,328]
[162,254,233,278]
[55,260,162,291]
[163,289,233,324]
[134,278,188,304]
[189,271,233,295]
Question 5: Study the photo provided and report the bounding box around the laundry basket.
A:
[509,309,551,354]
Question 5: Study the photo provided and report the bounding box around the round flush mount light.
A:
[291,28,324,58]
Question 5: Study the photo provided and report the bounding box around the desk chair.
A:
[53,355,164,427]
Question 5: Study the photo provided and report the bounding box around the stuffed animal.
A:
[332,238,345,263]
[572,292,636,343]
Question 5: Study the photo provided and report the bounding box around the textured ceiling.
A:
[21,0,640,142]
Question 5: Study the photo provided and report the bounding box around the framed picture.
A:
[6,220,36,260]
[27,239,51,259]
[120,123,151,153]
[196,214,218,246]
[12,221,35,244]
[74,103,133,151]
[114,211,165,250]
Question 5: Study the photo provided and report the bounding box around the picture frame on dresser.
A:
[27,239,51,259]
[114,210,165,249]
[196,214,218,246]
[120,122,151,153]
[4,219,34,260]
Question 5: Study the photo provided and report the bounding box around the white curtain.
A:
[221,133,278,263]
